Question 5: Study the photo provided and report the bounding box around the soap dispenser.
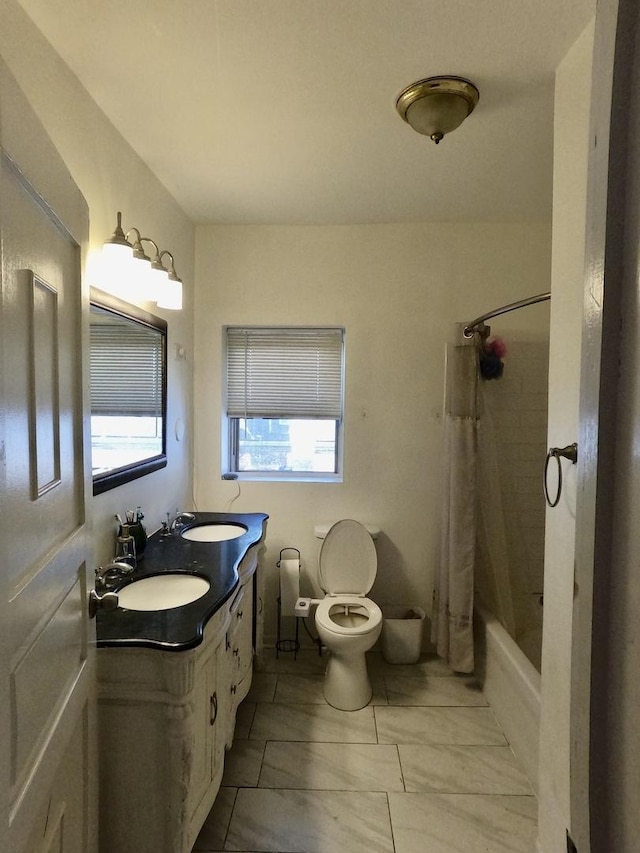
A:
[115,525,136,570]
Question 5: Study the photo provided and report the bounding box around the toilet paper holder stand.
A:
[276,547,301,658]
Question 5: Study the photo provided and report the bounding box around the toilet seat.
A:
[318,519,377,595]
[315,595,382,636]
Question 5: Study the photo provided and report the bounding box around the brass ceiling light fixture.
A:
[396,76,479,144]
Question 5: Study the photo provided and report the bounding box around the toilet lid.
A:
[318,519,377,595]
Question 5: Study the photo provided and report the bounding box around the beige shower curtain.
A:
[431,328,478,673]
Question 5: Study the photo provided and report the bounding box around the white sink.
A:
[117,573,210,611]
[181,523,246,542]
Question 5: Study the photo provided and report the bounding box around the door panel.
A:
[1,60,95,853]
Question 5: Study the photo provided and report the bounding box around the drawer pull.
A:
[210,691,218,726]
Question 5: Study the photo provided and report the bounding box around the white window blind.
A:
[226,327,344,419]
[90,323,164,416]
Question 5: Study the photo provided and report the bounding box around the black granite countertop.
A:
[96,511,268,652]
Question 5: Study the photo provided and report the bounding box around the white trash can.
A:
[381,606,425,664]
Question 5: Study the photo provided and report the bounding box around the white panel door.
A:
[0,60,96,853]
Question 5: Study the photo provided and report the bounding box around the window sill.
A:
[224,473,343,484]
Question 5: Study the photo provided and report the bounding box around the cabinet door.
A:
[225,585,246,746]
[237,580,254,694]
[210,638,228,791]
[187,654,216,823]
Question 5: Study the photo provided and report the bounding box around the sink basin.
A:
[181,523,246,542]
[117,573,210,611]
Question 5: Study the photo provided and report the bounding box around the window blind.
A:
[226,327,344,419]
[90,323,164,417]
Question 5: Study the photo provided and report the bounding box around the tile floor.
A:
[193,650,537,853]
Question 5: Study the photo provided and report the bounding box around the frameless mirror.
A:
[90,288,167,495]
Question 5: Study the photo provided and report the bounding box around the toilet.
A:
[314,519,383,711]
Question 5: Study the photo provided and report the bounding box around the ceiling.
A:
[18,0,594,225]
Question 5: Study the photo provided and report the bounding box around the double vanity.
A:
[96,511,268,853]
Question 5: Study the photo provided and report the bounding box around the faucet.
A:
[169,511,196,533]
[95,560,135,592]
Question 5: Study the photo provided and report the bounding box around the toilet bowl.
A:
[314,520,382,711]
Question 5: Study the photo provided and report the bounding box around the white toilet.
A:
[314,519,383,711]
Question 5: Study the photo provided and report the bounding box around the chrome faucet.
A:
[169,511,196,533]
[95,560,135,592]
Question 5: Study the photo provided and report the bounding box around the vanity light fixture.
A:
[395,76,479,144]
[156,251,183,310]
[101,212,183,309]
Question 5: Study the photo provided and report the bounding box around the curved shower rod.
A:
[463,291,551,338]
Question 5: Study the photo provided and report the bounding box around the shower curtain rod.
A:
[463,291,551,337]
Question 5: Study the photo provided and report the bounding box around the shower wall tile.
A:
[515,475,542,495]
[522,392,549,411]
[518,441,548,462]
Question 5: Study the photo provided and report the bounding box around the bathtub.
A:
[474,605,541,793]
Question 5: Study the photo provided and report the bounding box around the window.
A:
[225,327,344,480]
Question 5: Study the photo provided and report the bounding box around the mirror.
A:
[90,288,167,495]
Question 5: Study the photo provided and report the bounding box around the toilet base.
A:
[323,652,372,711]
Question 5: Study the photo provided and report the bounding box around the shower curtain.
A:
[431,329,478,673]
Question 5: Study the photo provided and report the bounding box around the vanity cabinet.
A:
[97,542,263,853]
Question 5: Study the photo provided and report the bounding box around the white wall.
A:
[194,222,551,645]
[537,19,595,853]
[0,0,195,564]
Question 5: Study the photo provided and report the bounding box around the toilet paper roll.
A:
[279,558,300,617]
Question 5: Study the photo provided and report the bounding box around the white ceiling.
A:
[18,0,594,225]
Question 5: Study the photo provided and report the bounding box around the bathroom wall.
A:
[0,0,195,564]
[537,19,595,853]
[194,222,552,646]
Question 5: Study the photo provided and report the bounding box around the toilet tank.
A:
[314,522,381,540]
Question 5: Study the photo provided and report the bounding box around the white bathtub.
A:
[474,605,541,793]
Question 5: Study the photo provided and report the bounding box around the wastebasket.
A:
[381,606,425,664]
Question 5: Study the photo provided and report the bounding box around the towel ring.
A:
[544,443,578,508]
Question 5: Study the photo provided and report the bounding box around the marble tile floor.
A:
[193,650,537,853]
